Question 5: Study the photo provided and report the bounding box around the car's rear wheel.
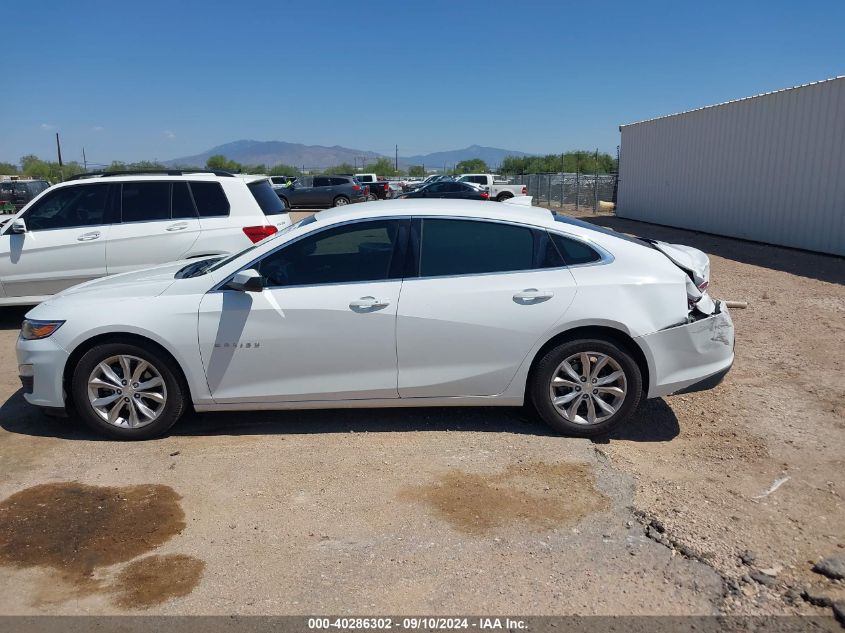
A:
[530,338,642,437]
[367,193,377,201]
[333,196,350,207]
[496,192,514,202]
[71,342,187,440]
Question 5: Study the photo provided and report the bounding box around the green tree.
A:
[322,163,356,175]
[407,165,425,177]
[269,164,302,177]
[500,151,617,175]
[0,162,19,174]
[455,158,489,174]
[358,157,398,178]
[206,154,242,172]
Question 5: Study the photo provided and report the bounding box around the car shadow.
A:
[574,212,845,286]
[0,306,30,331]
[0,389,679,443]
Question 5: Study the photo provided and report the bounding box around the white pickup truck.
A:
[456,174,527,201]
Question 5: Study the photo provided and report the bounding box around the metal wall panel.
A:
[617,77,845,256]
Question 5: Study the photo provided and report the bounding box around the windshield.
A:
[204,215,318,274]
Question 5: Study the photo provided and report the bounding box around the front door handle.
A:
[77,231,101,241]
[513,288,554,301]
[166,222,188,231]
[349,296,390,309]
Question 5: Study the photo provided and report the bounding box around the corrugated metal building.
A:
[617,76,845,256]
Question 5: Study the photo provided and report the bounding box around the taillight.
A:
[352,184,361,191]
[521,186,527,194]
[242,225,278,243]
[480,191,489,199]
[383,183,389,191]
[697,281,709,291]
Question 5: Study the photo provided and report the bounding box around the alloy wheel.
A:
[548,351,627,425]
[86,355,167,429]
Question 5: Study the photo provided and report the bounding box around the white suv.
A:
[0,170,290,306]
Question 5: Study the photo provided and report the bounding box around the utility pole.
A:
[394,144,398,172]
[82,147,87,172]
[55,133,63,167]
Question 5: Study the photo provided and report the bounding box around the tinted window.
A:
[248,180,286,216]
[23,184,109,231]
[121,182,170,223]
[171,182,196,219]
[329,177,349,186]
[190,182,230,217]
[425,183,445,193]
[313,177,331,188]
[550,232,601,265]
[258,220,400,287]
[419,219,534,277]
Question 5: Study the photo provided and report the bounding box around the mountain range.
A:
[167,140,531,170]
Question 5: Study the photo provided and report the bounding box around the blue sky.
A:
[3,0,843,165]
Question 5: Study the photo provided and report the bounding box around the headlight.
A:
[20,319,65,340]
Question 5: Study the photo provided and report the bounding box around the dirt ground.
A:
[0,208,842,618]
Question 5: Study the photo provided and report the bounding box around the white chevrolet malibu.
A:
[16,199,734,440]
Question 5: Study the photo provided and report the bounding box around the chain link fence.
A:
[511,173,618,212]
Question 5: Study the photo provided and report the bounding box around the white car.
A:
[0,170,291,306]
[16,199,734,440]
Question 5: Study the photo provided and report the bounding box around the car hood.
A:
[49,260,190,301]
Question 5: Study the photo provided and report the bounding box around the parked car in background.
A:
[1,179,50,213]
[275,175,367,209]
[457,174,527,201]
[0,170,290,306]
[270,175,297,187]
[398,180,489,200]
[344,174,393,201]
[16,199,734,440]
[402,174,442,192]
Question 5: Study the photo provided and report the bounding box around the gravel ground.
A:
[0,207,842,618]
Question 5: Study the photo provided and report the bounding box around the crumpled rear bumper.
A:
[636,303,735,398]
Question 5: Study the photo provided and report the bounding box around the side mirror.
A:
[227,269,264,292]
[10,219,27,234]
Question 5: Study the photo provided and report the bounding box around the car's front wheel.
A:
[278,196,289,210]
[71,342,187,440]
[530,338,642,437]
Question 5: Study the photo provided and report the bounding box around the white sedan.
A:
[16,199,734,440]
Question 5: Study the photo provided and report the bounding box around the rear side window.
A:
[549,232,602,265]
[313,177,331,187]
[248,180,286,216]
[171,182,197,219]
[329,177,349,186]
[190,182,230,217]
[121,182,170,223]
[418,219,534,277]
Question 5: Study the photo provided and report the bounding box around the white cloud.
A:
[40,123,56,130]
[93,126,105,132]
[164,130,176,139]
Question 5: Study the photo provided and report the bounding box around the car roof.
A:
[312,199,554,227]
[50,172,268,189]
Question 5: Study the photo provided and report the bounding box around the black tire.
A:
[367,193,377,202]
[71,342,187,440]
[529,338,642,437]
[496,192,514,202]
[333,196,350,207]
[278,196,289,210]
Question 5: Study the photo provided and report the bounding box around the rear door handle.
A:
[513,288,554,301]
[349,296,390,309]
[166,222,188,231]
[77,231,101,241]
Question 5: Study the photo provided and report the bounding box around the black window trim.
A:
[18,182,114,232]
[546,229,615,268]
[213,216,412,291]
[118,180,199,224]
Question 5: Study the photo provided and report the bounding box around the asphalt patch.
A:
[401,461,608,534]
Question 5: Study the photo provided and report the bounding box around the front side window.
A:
[121,182,170,223]
[295,177,313,188]
[418,219,534,277]
[23,183,110,231]
[257,220,400,287]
